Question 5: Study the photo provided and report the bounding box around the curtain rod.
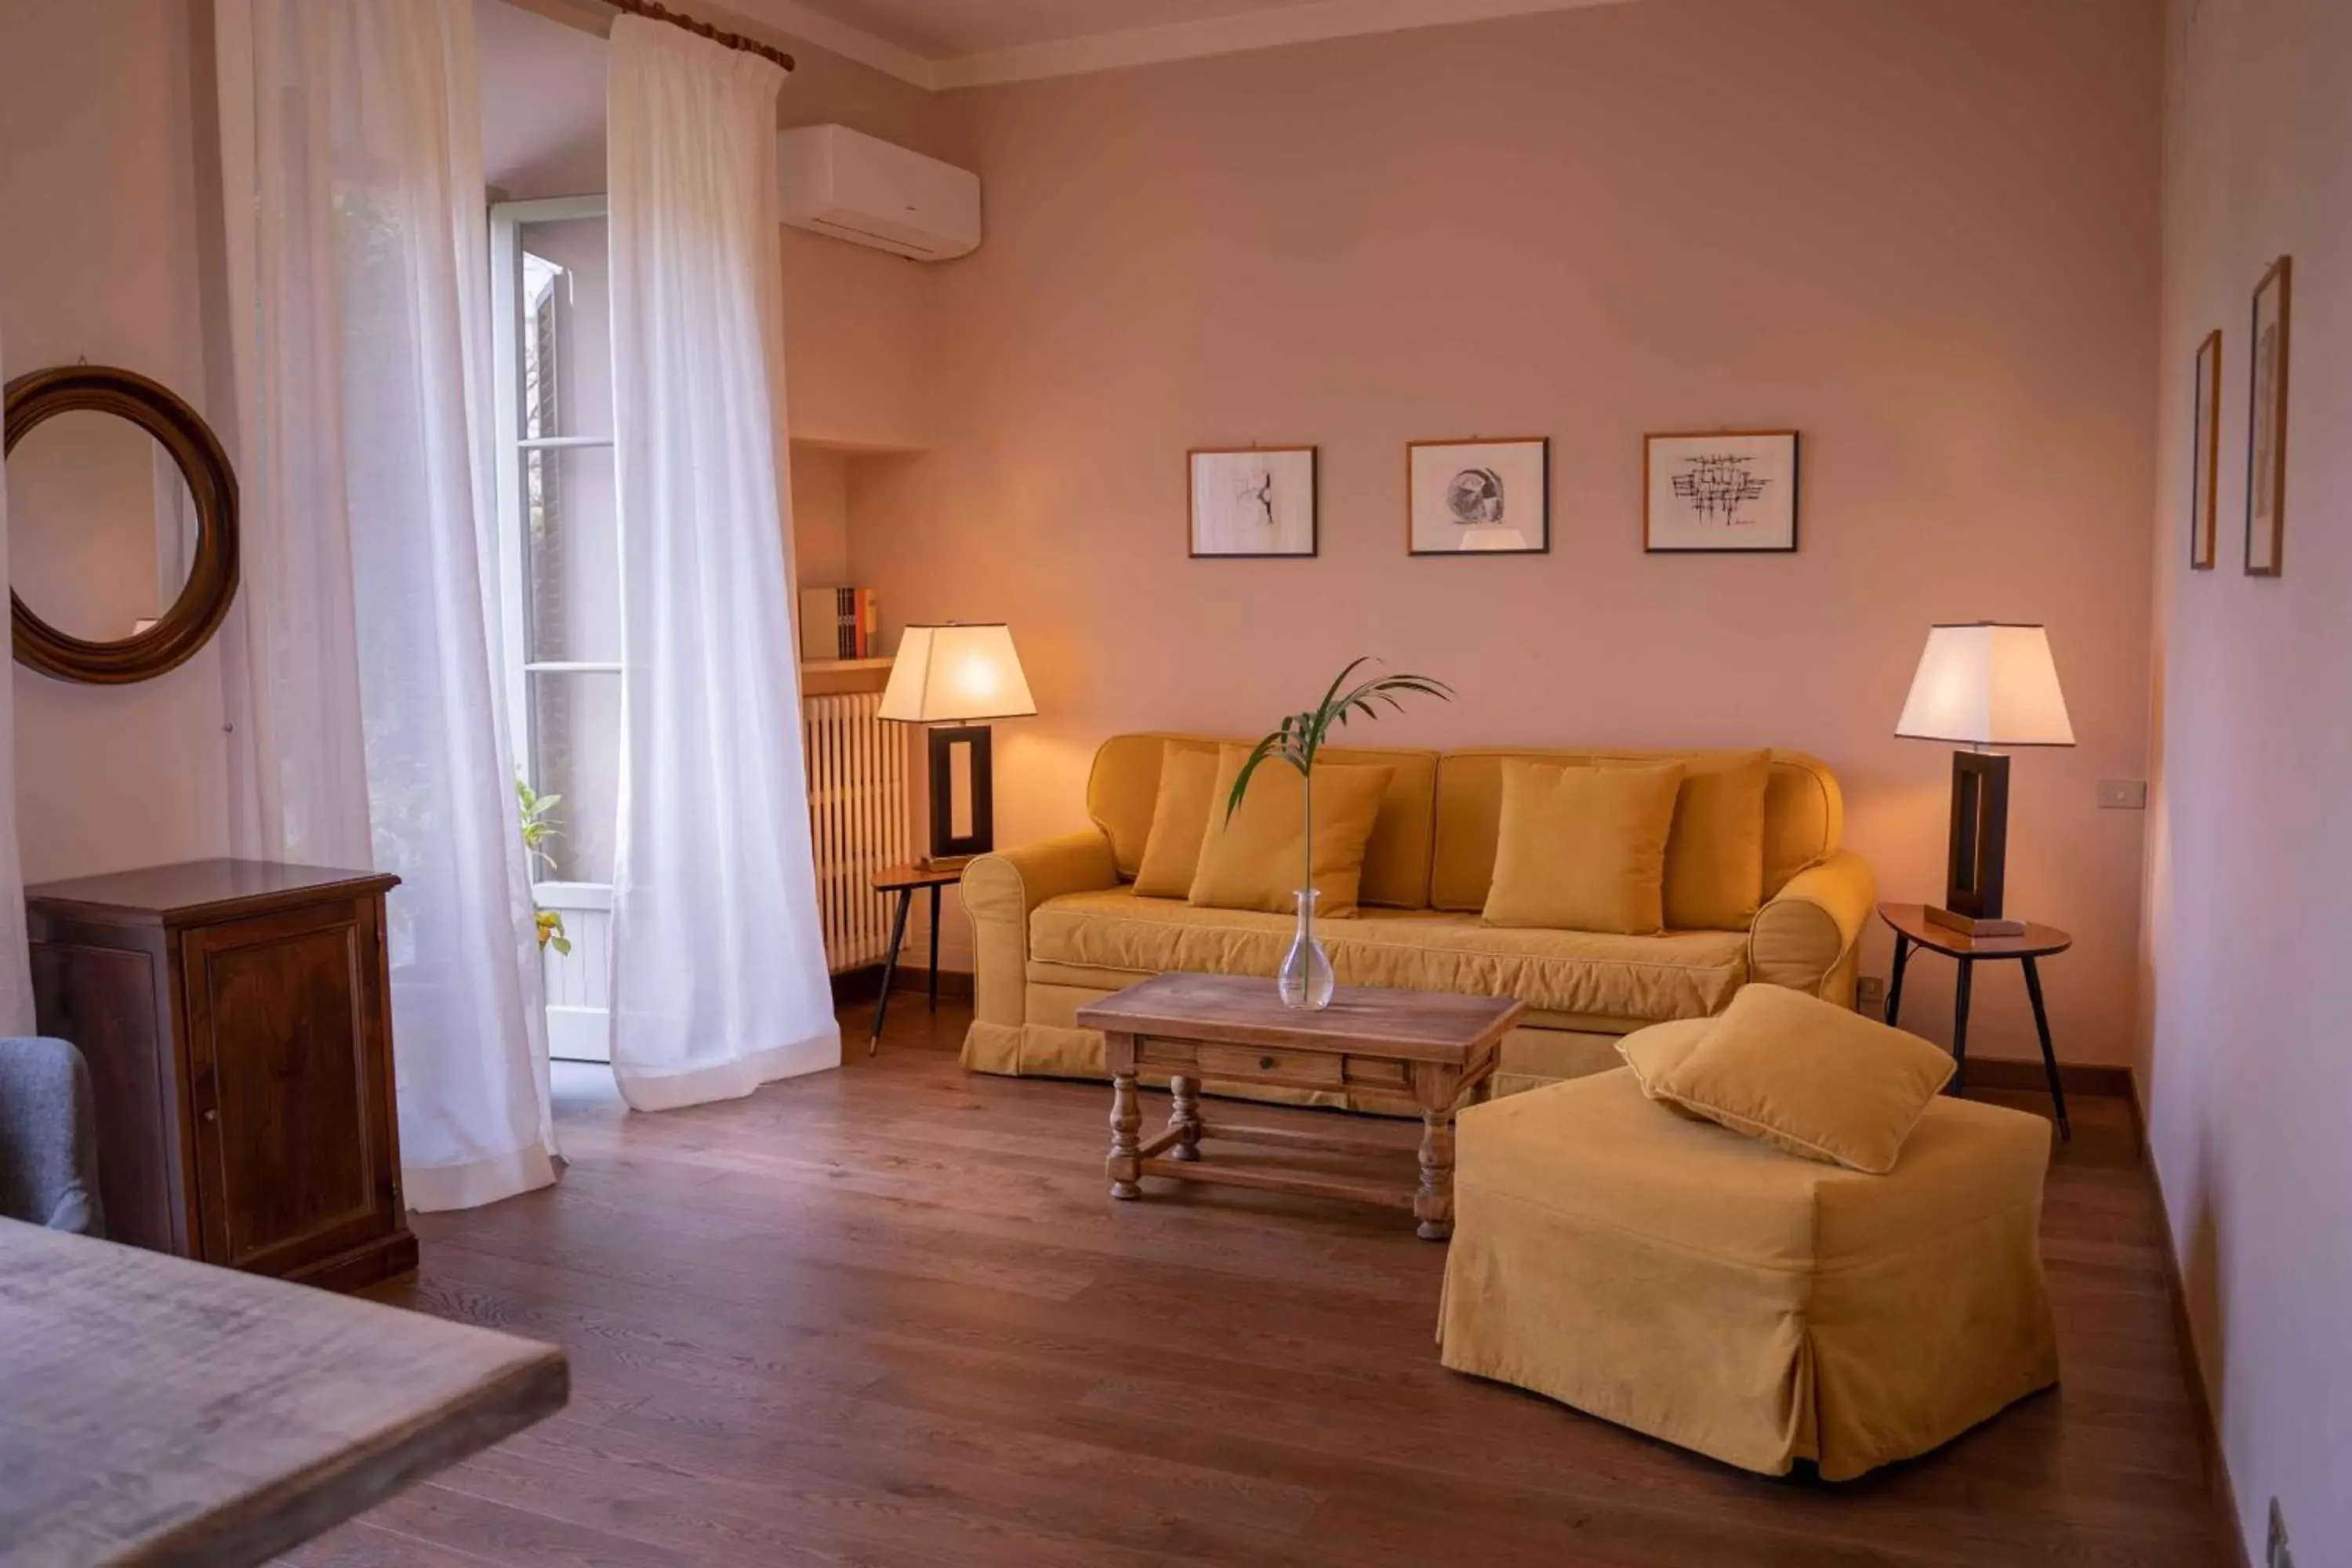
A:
[601,0,796,73]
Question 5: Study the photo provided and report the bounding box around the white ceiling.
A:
[727,0,1635,88]
[778,0,1323,59]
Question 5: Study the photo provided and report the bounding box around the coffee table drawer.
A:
[1196,1042,1345,1088]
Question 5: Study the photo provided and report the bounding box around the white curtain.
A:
[605,17,839,1109]
[0,325,33,1038]
[214,0,556,1207]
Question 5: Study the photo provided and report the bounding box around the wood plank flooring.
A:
[280,1001,2231,1568]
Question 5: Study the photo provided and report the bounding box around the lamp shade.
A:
[1895,622,2074,746]
[877,623,1036,723]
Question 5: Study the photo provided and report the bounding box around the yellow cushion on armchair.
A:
[1624,983,1955,1175]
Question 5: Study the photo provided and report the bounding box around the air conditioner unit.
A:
[778,124,981,262]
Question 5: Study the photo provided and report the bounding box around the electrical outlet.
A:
[2097,779,2148,810]
[1854,976,1886,1018]
[2267,1498,2293,1568]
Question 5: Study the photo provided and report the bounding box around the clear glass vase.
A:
[1278,887,1335,1010]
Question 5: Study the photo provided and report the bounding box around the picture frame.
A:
[1644,430,1800,553]
[2189,329,2221,571]
[2245,256,2291,578]
[1189,445,1318,558]
[1405,437,1549,556]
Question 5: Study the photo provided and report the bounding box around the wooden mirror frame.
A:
[3,364,239,684]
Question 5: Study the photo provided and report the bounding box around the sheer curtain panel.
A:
[213,0,556,1207]
[0,325,33,1037]
[605,18,840,1109]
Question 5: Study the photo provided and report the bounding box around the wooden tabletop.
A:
[871,858,970,891]
[1878,902,2073,960]
[1076,971,1525,1064]
[24,858,399,928]
[0,1219,568,1568]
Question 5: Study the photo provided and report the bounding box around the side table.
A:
[1877,901,2073,1141]
[867,858,967,1054]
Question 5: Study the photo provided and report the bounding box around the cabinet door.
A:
[180,896,400,1276]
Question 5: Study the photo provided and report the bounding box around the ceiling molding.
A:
[721,0,1642,93]
[933,0,1641,89]
[720,0,944,87]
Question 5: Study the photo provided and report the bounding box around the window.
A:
[491,195,617,1062]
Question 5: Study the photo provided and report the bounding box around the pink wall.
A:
[2143,0,2352,1559]
[855,0,2165,1061]
[0,0,235,884]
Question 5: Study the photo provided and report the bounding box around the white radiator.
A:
[804,690,915,972]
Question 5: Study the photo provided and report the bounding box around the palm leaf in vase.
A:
[1227,658,1453,1007]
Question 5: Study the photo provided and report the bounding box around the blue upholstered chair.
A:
[0,1036,105,1236]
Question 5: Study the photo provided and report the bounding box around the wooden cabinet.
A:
[26,858,416,1291]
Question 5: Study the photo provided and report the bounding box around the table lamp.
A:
[1894,622,2074,937]
[878,622,1036,866]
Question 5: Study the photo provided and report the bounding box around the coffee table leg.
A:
[1108,1072,1142,1200]
[1415,1108,1455,1241]
[1167,1074,1202,1162]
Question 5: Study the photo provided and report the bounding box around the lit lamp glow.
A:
[1895,622,2074,936]
[878,623,1036,865]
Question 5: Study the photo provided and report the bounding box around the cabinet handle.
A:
[1258,1054,1276,1071]
[201,1108,218,1125]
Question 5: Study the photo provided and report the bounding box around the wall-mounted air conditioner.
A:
[778,124,981,262]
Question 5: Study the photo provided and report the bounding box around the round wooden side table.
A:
[1877,902,2073,1142]
[867,858,967,1055]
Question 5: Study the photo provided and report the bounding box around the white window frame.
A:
[490,194,617,1062]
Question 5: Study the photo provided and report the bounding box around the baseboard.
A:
[830,963,975,1007]
[1963,1057,2136,1098]
[2134,1083,2255,1568]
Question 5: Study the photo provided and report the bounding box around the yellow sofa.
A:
[960,734,1876,1105]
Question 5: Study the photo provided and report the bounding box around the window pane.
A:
[517,216,612,441]
[525,445,620,663]
[528,670,620,884]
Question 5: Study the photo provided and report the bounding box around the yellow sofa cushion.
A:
[1430,747,1845,914]
[1029,887,1747,1024]
[1439,1066,2057,1479]
[1633,983,1957,1174]
[1663,749,1770,931]
[1131,744,1221,898]
[1483,760,1684,936]
[1086,733,1439,909]
[1189,749,1392,917]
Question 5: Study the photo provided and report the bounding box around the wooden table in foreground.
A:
[1076,973,1525,1240]
[0,1218,568,1568]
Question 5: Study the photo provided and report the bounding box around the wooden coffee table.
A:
[1075,973,1524,1240]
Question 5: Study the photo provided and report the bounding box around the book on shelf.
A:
[798,586,880,662]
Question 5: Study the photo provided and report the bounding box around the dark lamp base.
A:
[1924,905,2026,938]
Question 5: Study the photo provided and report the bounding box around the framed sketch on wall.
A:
[1644,431,1800,553]
[1189,445,1317,557]
[2189,329,2221,570]
[1406,437,1549,555]
[2245,257,2291,577]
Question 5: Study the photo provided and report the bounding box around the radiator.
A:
[804,690,915,972]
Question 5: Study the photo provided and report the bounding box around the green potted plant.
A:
[516,776,572,956]
[1229,658,1451,1009]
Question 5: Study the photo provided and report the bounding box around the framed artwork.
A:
[2245,256,2291,577]
[1406,437,1549,555]
[1644,430,1800,553]
[2189,329,2221,570]
[1189,445,1317,558]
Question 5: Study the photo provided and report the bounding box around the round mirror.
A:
[4,365,238,684]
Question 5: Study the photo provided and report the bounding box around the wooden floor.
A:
[282,1000,2232,1568]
